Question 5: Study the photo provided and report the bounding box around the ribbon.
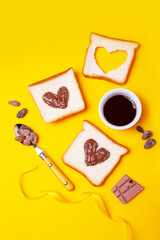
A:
[20,166,131,240]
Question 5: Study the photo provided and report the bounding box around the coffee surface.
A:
[103,95,136,126]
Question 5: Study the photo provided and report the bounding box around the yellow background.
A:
[1,0,160,239]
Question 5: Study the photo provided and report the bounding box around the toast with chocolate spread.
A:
[63,120,128,186]
[28,68,85,123]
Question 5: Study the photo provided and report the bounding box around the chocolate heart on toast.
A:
[84,139,110,166]
[43,87,69,109]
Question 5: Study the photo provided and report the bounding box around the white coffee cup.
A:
[98,88,142,130]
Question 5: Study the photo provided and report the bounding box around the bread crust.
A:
[28,68,85,123]
[62,120,129,186]
[82,33,140,85]
[28,68,72,87]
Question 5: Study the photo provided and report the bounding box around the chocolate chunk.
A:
[144,139,156,149]
[16,108,27,118]
[8,101,20,106]
[111,175,144,204]
[15,136,25,142]
[136,126,144,133]
[142,130,152,140]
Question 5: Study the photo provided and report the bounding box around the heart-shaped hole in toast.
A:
[95,47,127,74]
[84,139,110,166]
[43,87,69,109]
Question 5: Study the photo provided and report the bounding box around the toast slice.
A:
[83,33,140,85]
[63,121,128,186]
[28,68,85,123]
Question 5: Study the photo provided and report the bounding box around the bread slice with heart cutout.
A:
[63,120,128,186]
[83,33,140,85]
[28,68,85,123]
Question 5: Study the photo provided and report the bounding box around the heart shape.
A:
[42,87,69,109]
[84,139,110,166]
[95,47,127,74]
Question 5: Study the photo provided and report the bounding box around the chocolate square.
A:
[111,175,144,204]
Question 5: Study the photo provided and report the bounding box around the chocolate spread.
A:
[43,86,69,109]
[84,139,110,166]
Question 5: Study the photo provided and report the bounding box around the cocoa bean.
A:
[16,108,27,118]
[15,136,25,142]
[8,101,20,106]
[136,126,144,133]
[18,128,31,137]
[142,130,152,140]
[23,136,32,146]
[30,132,38,145]
[144,139,156,149]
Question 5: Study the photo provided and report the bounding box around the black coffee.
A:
[103,95,136,126]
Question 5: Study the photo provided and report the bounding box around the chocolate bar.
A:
[111,175,144,204]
